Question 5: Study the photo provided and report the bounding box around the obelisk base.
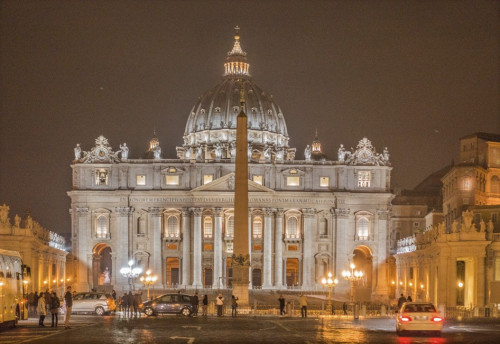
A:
[231,264,250,306]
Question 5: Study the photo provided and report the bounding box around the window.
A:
[319,177,329,187]
[357,171,371,187]
[95,169,108,185]
[491,176,500,194]
[137,216,146,236]
[96,215,108,238]
[204,217,213,238]
[463,178,471,190]
[203,175,213,184]
[357,217,369,240]
[166,216,179,238]
[226,216,234,238]
[166,175,180,185]
[136,175,146,185]
[253,217,263,238]
[287,176,300,186]
[319,218,328,236]
[286,216,299,239]
[253,175,263,185]
[413,222,420,228]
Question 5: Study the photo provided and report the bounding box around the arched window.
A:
[166,216,179,238]
[491,176,500,194]
[253,217,263,238]
[319,218,328,236]
[96,215,108,239]
[286,216,299,239]
[357,217,369,240]
[204,217,213,238]
[226,216,234,238]
[137,216,146,236]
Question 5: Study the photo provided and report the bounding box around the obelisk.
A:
[231,87,250,305]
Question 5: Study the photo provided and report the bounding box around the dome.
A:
[179,28,294,162]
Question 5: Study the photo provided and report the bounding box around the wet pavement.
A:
[2,314,500,343]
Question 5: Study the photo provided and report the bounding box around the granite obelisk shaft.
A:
[232,88,250,305]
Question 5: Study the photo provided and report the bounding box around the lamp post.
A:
[120,260,142,291]
[342,263,364,319]
[139,270,158,300]
[321,272,338,315]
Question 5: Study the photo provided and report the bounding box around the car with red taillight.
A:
[396,302,443,336]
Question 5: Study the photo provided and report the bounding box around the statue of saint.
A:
[479,220,486,232]
[103,267,111,284]
[214,143,222,160]
[263,145,271,160]
[153,145,161,160]
[25,215,33,229]
[338,144,346,162]
[382,147,390,162]
[248,143,253,161]
[196,146,203,160]
[14,214,21,227]
[74,144,82,160]
[230,142,236,158]
[304,145,311,161]
[120,143,129,160]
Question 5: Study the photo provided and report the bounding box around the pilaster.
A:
[262,208,274,288]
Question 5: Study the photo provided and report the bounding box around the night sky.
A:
[1,1,499,236]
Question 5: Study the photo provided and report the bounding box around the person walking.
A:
[298,294,308,318]
[216,293,224,317]
[33,291,39,316]
[202,294,208,317]
[342,302,348,315]
[64,286,73,329]
[121,294,129,316]
[278,294,286,315]
[231,295,238,318]
[133,292,142,317]
[50,291,60,327]
[38,293,46,327]
[27,292,35,317]
[111,290,117,300]
[397,293,407,311]
[191,292,199,317]
[127,291,134,317]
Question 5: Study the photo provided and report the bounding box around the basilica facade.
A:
[68,31,393,300]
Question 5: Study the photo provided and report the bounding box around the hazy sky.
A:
[1,0,499,236]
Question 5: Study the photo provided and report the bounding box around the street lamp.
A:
[120,260,142,291]
[139,269,158,300]
[321,272,338,315]
[342,263,364,319]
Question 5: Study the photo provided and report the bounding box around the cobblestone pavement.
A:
[1,314,500,343]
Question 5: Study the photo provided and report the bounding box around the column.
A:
[181,209,191,287]
[263,208,274,288]
[248,209,253,288]
[149,207,162,277]
[76,207,90,292]
[446,256,457,306]
[301,208,315,288]
[213,208,223,288]
[475,256,486,307]
[274,209,284,288]
[191,208,203,288]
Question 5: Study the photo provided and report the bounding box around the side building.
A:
[68,31,394,301]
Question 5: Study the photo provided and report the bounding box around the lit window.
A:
[96,215,108,238]
[287,176,300,186]
[253,175,263,185]
[357,217,369,240]
[286,217,299,239]
[166,216,179,238]
[320,177,329,187]
[166,175,180,185]
[95,169,108,185]
[463,179,471,190]
[203,175,213,184]
[204,217,213,238]
[253,217,263,238]
[357,171,371,187]
[226,216,234,238]
[136,175,146,185]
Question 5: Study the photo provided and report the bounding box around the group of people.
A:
[117,291,142,317]
[397,294,413,310]
[27,286,73,329]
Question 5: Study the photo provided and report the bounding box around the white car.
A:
[396,302,443,336]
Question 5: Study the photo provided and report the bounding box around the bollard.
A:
[286,302,291,317]
[354,303,360,320]
[485,307,490,318]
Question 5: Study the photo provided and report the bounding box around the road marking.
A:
[170,336,195,344]
[17,322,98,343]
[270,320,291,332]
[182,325,201,330]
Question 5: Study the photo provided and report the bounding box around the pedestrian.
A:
[191,292,199,317]
[127,291,134,317]
[231,295,238,318]
[133,292,142,317]
[38,293,46,327]
[27,291,35,317]
[112,290,117,300]
[33,291,39,315]
[202,294,208,317]
[397,293,407,311]
[331,303,335,315]
[50,291,60,327]
[278,294,286,315]
[298,294,308,318]
[64,286,73,329]
[216,293,224,317]
[342,302,348,315]
[45,289,52,313]
[407,295,413,302]
[121,294,129,316]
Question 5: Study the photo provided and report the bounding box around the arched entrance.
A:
[92,243,112,290]
[166,258,179,287]
[353,246,373,289]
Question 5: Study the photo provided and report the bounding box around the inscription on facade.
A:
[129,196,334,205]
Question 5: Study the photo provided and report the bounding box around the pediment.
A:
[191,173,274,193]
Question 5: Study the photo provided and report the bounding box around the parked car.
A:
[140,293,193,316]
[396,302,443,336]
[71,292,115,315]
